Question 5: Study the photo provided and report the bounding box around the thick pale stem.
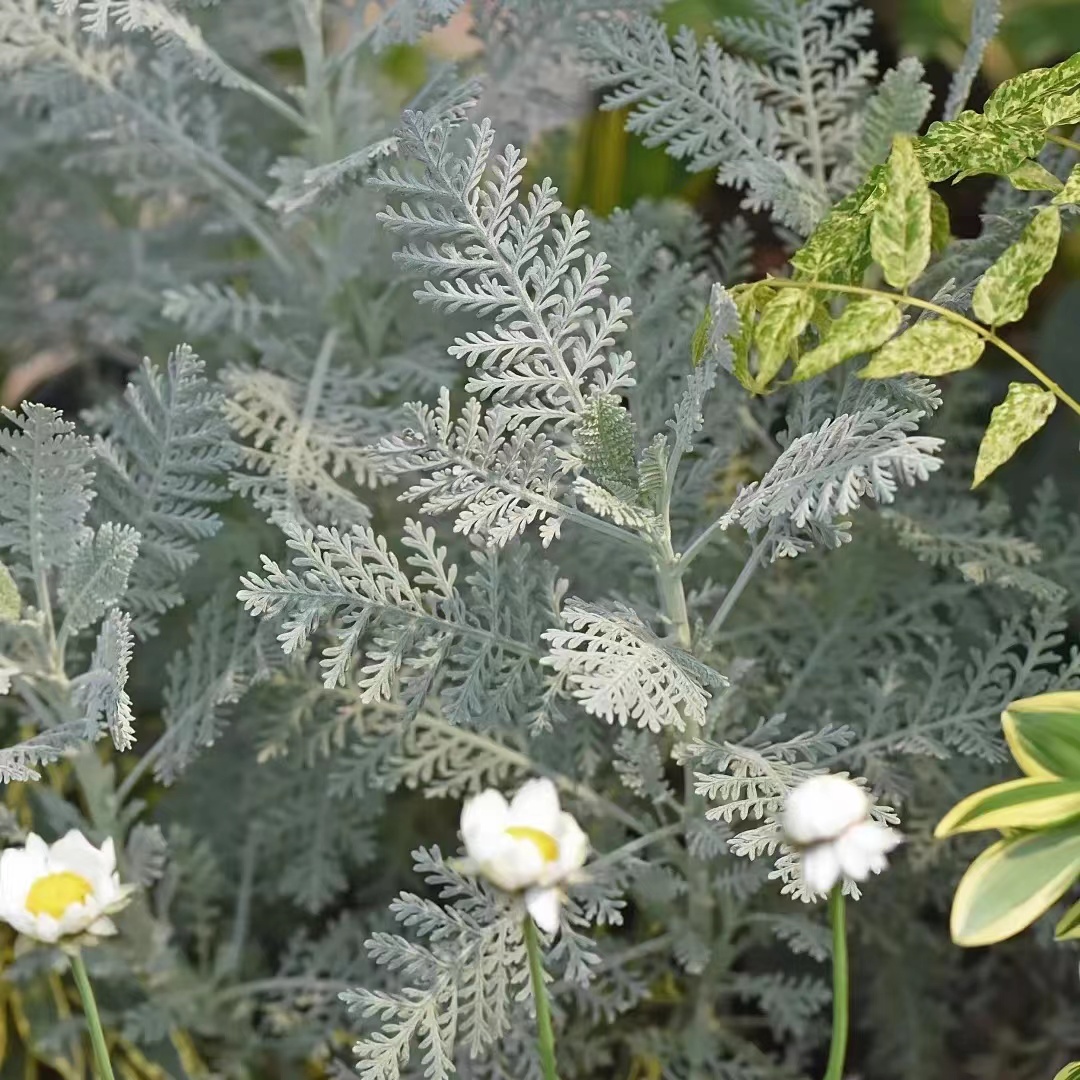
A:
[70,952,116,1080]
[823,887,849,1080]
[523,915,559,1080]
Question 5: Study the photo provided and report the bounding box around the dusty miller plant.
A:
[3,0,1080,1077]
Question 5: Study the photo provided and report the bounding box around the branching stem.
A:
[766,278,1080,418]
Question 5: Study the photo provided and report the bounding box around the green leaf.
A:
[950,824,1080,946]
[1002,691,1080,779]
[1046,89,1080,127]
[935,777,1080,837]
[730,282,774,392]
[972,206,1061,327]
[1052,1064,1080,1080]
[751,289,816,391]
[1054,898,1080,940]
[1052,164,1080,206]
[972,383,1056,487]
[0,562,19,623]
[1006,160,1065,193]
[917,110,1046,184]
[790,297,902,383]
[929,191,951,252]
[791,178,877,286]
[859,319,984,380]
[870,136,932,289]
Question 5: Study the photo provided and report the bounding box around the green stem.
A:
[1049,133,1080,156]
[70,952,116,1080]
[767,278,1080,419]
[822,887,849,1080]
[523,915,559,1080]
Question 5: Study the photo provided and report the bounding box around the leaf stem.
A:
[1049,133,1080,156]
[823,887,849,1080]
[523,915,559,1080]
[767,278,1080,419]
[70,951,116,1080]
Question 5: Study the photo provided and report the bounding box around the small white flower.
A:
[0,831,133,944]
[460,778,588,934]
[782,774,901,897]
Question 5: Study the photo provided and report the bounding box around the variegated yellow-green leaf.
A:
[790,297,901,383]
[859,319,984,380]
[0,562,19,623]
[972,382,1056,487]
[791,179,876,286]
[917,111,1046,184]
[1053,164,1080,206]
[1003,691,1080,779]
[870,136,931,289]
[1055,897,1080,940]
[1006,159,1065,193]
[930,191,951,252]
[1046,89,1080,126]
[949,824,1080,946]
[935,777,1080,837]
[730,282,774,392]
[972,206,1061,327]
[1053,1064,1080,1080]
[751,289,816,391]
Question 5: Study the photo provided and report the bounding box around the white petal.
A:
[836,822,901,881]
[783,775,869,845]
[525,887,561,935]
[483,837,546,892]
[87,916,117,937]
[509,779,561,833]
[50,831,113,897]
[461,790,509,853]
[546,813,588,884]
[29,914,61,944]
[1,908,40,939]
[24,834,49,865]
[801,844,842,896]
[0,847,35,912]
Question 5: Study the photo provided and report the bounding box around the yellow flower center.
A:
[505,826,559,863]
[25,872,93,919]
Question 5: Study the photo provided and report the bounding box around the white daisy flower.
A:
[0,831,133,944]
[460,778,588,934]
[782,774,902,897]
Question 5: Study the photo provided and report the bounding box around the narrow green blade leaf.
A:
[950,825,1080,946]
[1006,160,1065,193]
[859,319,984,380]
[1053,164,1080,206]
[790,297,902,383]
[1054,898,1080,940]
[1003,691,1080,779]
[935,777,1080,837]
[870,135,932,289]
[0,561,19,623]
[972,206,1061,327]
[972,382,1056,487]
[752,289,815,391]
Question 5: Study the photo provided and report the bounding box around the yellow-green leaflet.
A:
[949,825,1080,946]
[0,562,18,623]
[1052,1064,1080,1080]
[751,289,815,391]
[870,136,931,289]
[934,777,1080,837]
[929,191,951,252]
[790,297,901,383]
[1006,159,1065,193]
[1052,164,1080,206]
[859,319,984,380]
[1002,691,1080,779]
[972,382,1057,487]
[1055,898,1080,941]
[972,206,1061,327]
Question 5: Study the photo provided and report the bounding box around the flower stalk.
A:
[70,950,117,1080]
[823,886,849,1080]
[523,914,559,1080]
